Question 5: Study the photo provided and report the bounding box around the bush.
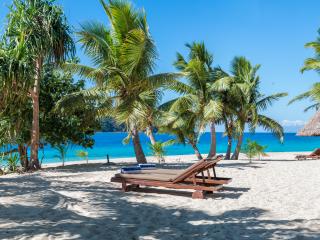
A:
[76,150,89,164]
[149,139,175,163]
[242,139,268,163]
[6,154,20,172]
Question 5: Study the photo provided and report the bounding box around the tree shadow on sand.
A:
[1,174,319,240]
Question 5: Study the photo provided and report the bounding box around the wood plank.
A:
[111,177,223,191]
[111,176,232,185]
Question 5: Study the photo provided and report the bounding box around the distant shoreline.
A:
[41,151,310,168]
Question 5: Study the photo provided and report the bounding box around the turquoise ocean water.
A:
[38,132,320,164]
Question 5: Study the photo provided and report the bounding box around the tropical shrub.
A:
[242,139,267,163]
[6,154,20,172]
[76,150,89,164]
[149,140,175,163]
[53,144,69,167]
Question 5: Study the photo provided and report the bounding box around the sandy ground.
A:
[1,152,320,240]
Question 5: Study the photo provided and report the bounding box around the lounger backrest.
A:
[172,156,222,183]
[312,148,320,156]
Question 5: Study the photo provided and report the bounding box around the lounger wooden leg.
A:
[122,180,130,192]
[192,190,206,199]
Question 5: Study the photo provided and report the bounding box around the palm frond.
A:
[257,114,284,143]
[301,58,320,73]
[257,93,287,111]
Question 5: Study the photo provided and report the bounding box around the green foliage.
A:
[40,63,99,149]
[5,154,20,172]
[289,29,320,117]
[57,0,179,163]
[242,139,267,163]
[2,0,76,169]
[53,143,69,167]
[161,42,222,159]
[149,139,175,163]
[5,0,75,63]
[76,150,89,164]
[213,57,286,159]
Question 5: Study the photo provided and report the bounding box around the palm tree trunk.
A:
[18,144,28,170]
[132,128,147,164]
[232,133,244,160]
[147,125,156,145]
[30,58,42,170]
[191,142,203,160]
[225,133,233,160]
[207,121,216,158]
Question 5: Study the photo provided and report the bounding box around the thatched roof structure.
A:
[297,111,320,136]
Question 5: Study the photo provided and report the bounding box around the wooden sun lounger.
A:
[111,155,232,199]
[296,148,320,160]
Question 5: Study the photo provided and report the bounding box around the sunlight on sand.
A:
[1,153,320,239]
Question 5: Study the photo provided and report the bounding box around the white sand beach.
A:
[1,152,320,239]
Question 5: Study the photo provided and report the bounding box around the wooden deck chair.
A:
[296,148,320,160]
[111,155,232,199]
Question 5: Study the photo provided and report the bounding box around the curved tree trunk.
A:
[207,121,216,158]
[132,128,147,164]
[225,133,233,160]
[231,133,244,160]
[191,142,203,160]
[147,125,156,145]
[18,144,28,170]
[30,58,42,170]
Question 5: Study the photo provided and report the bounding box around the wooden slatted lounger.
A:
[111,155,232,199]
[296,148,320,160]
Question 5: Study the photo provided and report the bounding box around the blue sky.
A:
[1,0,320,132]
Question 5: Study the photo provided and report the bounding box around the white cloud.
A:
[281,120,306,127]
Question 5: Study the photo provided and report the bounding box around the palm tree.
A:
[5,0,75,169]
[301,29,320,73]
[290,30,320,110]
[53,143,69,167]
[167,42,222,159]
[149,139,175,163]
[289,83,320,111]
[211,66,237,159]
[214,57,286,159]
[159,110,204,160]
[60,0,178,163]
[242,139,267,163]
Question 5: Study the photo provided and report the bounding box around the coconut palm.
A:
[149,139,175,163]
[289,83,320,111]
[59,0,178,163]
[301,29,320,73]
[53,143,69,167]
[210,66,237,159]
[242,139,267,163]
[290,30,320,110]
[159,110,204,160]
[166,42,222,159]
[214,57,286,159]
[5,0,75,169]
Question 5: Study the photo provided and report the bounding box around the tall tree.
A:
[168,42,222,159]
[214,57,286,159]
[61,0,178,163]
[0,36,34,170]
[5,0,75,169]
[210,66,237,159]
